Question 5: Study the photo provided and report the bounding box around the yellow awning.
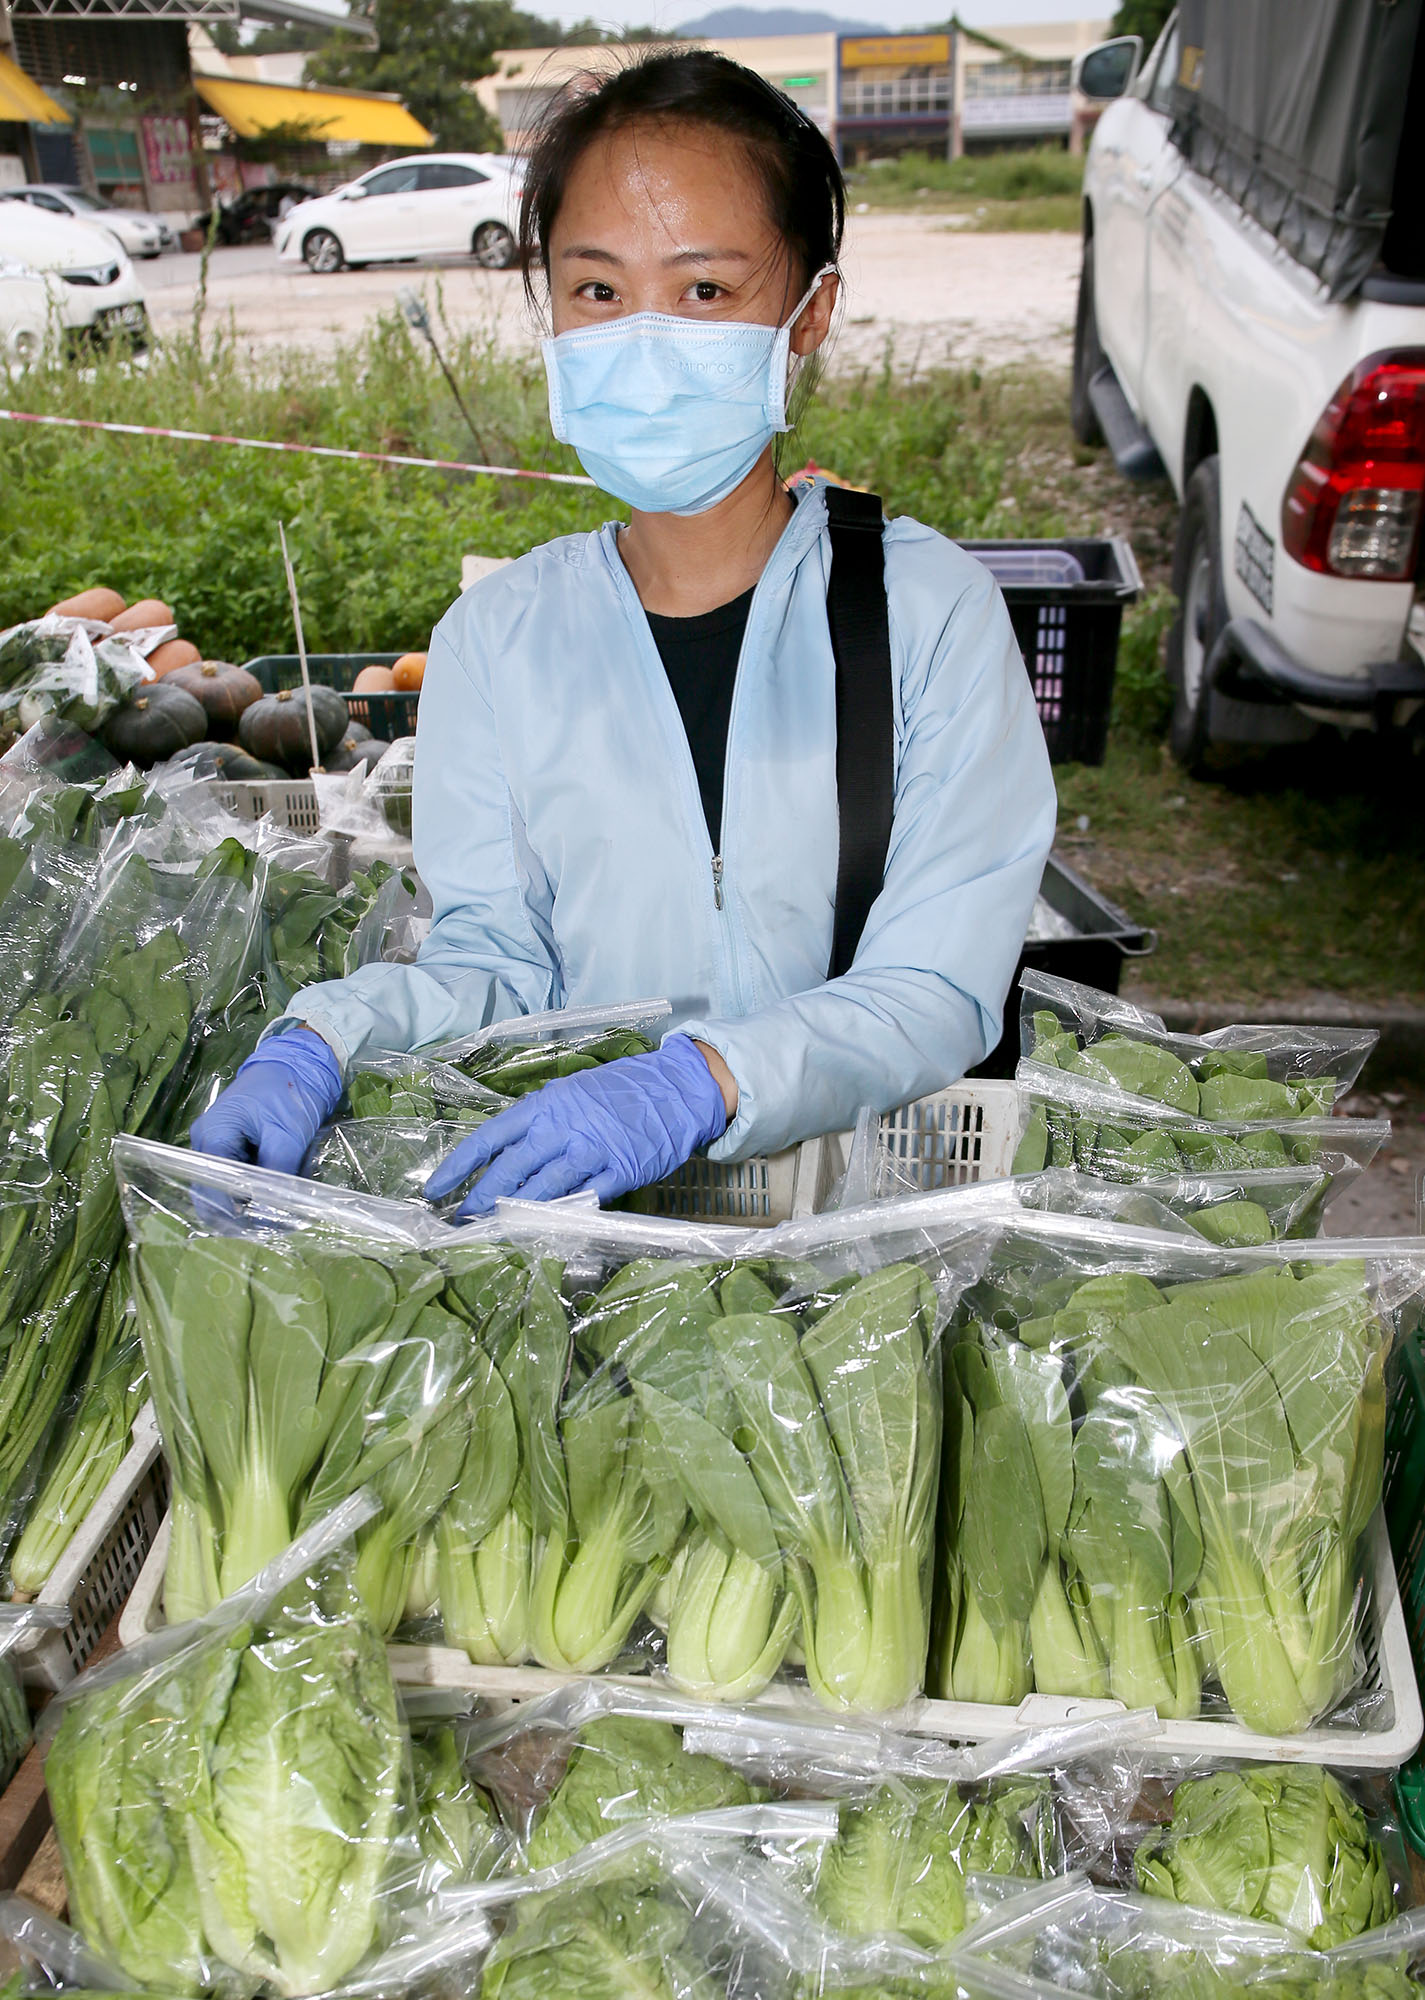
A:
[0,53,70,126]
[193,74,431,146]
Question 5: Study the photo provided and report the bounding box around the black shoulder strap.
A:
[824,484,894,980]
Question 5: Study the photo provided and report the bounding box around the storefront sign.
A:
[141,114,192,188]
[840,34,950,68]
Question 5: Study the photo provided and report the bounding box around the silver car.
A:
[2,185,174,259]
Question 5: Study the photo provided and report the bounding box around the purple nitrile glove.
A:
[190,1028,343,1176]
[425,1034,729,1220]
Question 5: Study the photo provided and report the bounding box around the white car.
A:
[0,258,66,367]
[0,204,147,349]
[1074,11,1425,765]
[2,185,174,259]
[275,153,522,274]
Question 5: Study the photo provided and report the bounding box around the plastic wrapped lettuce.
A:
[1019,973,1377,1111]
[304,1114,495,1206]
[1011,1061,1389,1186]
[43,1501,416,1999]
[113,1137,534,1635]
[954,1874,1425,2000]
[933,1209,1423,1737]
[1131,1766,1398,1949]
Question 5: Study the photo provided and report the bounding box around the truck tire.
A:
[1166,455,1227,769]
[1070,237,1105,447]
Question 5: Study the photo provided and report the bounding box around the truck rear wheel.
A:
[1070,237,1105,447]
[1166,456,1227,769]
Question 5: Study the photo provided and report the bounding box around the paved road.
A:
[141,217,1081,373]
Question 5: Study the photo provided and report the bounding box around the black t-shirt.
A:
[645,586,754,853]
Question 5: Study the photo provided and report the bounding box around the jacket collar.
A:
[592,475,832,607]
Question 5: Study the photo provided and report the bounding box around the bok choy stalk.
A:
[710,1262,939,1713]
[528,1262,682,1675]
[580,1258,799,1701]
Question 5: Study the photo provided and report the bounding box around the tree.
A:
[305,0,570,151]
[1110,0,1173,41]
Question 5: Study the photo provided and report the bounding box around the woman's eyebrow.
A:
[664,248,751,266]
[561,244,623,263]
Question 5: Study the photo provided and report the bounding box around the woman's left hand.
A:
[425,1034,731,1219]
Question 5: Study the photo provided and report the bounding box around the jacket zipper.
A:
[712,854,724,910]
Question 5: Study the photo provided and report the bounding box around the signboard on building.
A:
[141,114,191,189]
[840,34,950,67]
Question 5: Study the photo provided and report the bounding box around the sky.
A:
[534,0,1109,30]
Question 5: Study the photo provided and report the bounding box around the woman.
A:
[194,50,1057,1215]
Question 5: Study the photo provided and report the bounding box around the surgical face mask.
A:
[542,266,834,516]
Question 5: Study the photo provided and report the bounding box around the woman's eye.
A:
[692,281,722,303]
[580,281,617,303]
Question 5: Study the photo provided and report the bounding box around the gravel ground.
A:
[141,216,1081,372]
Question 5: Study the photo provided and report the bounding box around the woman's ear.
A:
[790,270,839,357]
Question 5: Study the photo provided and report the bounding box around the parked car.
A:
[274,153,521,273]
[1,185,174,258]
[191,182,320,247]
[0,203,147,349]
[1072,4,1425,766]
[0,257,66,367]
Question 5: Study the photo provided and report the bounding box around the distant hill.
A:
[677,7,881,35]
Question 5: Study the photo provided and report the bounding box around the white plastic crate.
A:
[207,776,321,834]
[631,1140,825,1228]
[118,1504,1418,1768]
[813,1082,1022,1209]
[15,1405,169,1690]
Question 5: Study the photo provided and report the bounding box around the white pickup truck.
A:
[1071,4,1425,767]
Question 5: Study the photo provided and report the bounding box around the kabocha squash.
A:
[345,720,372,743]
[147,640,201,678]
[352,664,396,694]
[47,588,126,622]
[185,741,282,780]
[238,684,349,773]
[166,662,262,740]
[110,598,174,633]
[100,684,207,766]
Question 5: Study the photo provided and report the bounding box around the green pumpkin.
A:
[100,683,207,766]
[237,684,349,772]
[165,661,262,741]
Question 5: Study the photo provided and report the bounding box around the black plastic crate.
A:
[962,537,1142,766]
[243,655,419,743]
[1384,1331,1425,1854]
[969,849,1155,1079]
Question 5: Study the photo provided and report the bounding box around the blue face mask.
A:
[542,267,833,516]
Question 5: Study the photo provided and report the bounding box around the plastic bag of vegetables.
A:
[1011,1061,1389,1186]
[304,1113,496,1204]
[954,1871,1425,2000]
[1014,1162,1363,1244]
[346,998,673,1120]
[466,1195,984,1710]
[1019,972,1378,1110]
[42,1496,418,1998]
[932,1203,1425,1737]
[0,1604,69,1788]
[114,1136,537,1634]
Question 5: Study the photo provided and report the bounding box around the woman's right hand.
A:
[190,1029,343,1174]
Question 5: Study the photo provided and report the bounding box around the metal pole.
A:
[950,22,965,161]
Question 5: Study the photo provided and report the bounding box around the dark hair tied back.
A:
[517,49,846,306]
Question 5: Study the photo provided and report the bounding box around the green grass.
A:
[846,147,1083,228]
[3,324,1420,1008]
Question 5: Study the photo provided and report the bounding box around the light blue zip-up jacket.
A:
[287,481,1057,1161]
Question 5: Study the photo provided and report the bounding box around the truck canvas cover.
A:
[1170,0,1424,299]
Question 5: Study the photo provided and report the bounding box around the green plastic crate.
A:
[242,654,419,744]
[1384,1330,1425,1852]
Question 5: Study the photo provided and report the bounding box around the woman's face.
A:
[547,118,837,355]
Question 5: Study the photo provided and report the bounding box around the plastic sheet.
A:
[1020,973,1378,1107]
[1012,1059,1390,1186]
[934,1207,1425,1735]
[0,1603,67,1790]
[305,1114,495,1205]
[956,1874,1425,2000]
[41,1498,419,1999]
[1016,1162,1362,1243]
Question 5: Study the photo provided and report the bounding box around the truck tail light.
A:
[1282,349,1425,580]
